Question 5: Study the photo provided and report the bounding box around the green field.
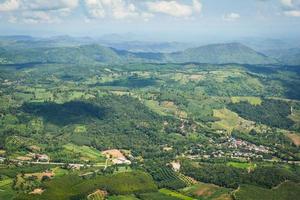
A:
[108,195,140,200]
[180,182,232,200]
[227,162,256,171]
[159,188,195,200]
[62,143,106,163]
[231,97,262,106]
[234,181,300,200]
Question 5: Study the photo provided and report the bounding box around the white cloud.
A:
[0,0,79,24]
[281,0,294,7]
[280,0,300,17]
[25,0,79,11]
[284,10,300,16]
[0,0,19,12]
[1,0,202,23]
[222,12,240,21]
[21,11,61,24]
[84,0,141,19]
[146,0,202,17]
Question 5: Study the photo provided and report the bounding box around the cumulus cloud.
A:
[146,0,202,17]
[0,0,19,12]
[222,12,240,21]
[1,0,202,23]
[280,0,300,17]
[0,0,80,23]
[21,11,61,24]
[84,0,142,20]
[281,0,294,7]
[284,9,300,16]
[25,0,79,11]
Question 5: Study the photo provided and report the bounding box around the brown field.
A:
[16,156,32,161]
[286,133,300,146]
[30,188,44,195]
[194,184,218,196]
[102,149,125,159]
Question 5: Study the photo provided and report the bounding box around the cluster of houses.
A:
[186,137,271,161]
[225,137,270,154]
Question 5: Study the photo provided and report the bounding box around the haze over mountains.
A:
[0,35,299,65]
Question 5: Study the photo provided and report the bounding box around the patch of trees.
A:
[228,99,294,129]
[180,160,300,189]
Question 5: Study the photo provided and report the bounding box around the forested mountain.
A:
[0,37,278,65]
[167,43,277,64]
[264,48,300,65]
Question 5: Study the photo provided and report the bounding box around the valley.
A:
[0,37,300,200]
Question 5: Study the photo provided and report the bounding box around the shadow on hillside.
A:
[21,101,107,126]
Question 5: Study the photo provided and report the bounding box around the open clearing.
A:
[212,108,255,134]
[227,162,256,171]
[231,97,262,106]
[286,133,300,146]
[159,188,195,200]
[180,182,232,200]
[63,143,106,163]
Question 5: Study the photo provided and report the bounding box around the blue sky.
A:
[0,0,300,41]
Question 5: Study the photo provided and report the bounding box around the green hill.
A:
[0,39,278,65]
[167,43,277,64]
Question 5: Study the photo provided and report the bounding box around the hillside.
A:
[167,43,277,64]
[264,48,300,65]
[0,37,279,65]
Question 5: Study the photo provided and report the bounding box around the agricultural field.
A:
[211,108,256,134]
[150,167,189,189]
[231,97,262,106]
[62,143,106,163]
[226,162,256,171]
[233,181,300,200]
[180,183,232,200]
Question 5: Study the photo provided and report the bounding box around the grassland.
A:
[231,97,262,106]
[233,181,300,200]
[143,100,187,118]
[227,162,256,171]
[159,188,195,200]
[0,178,15,200]
[212,108,256,134]
[180,182,232,200]
[287,133,300,147]
[139,192,181,200]
[108,195,140,200]
[63,143,106,163]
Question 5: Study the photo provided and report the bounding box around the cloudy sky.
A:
[0,0,300,41]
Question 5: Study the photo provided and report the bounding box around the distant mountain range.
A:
[263,48,300,66]
[0,35,285,65]
[165,43,276,64]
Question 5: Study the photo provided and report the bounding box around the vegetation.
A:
[233,181,300,200]
[0,37,300,199]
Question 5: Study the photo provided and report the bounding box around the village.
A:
[185,137,272,161]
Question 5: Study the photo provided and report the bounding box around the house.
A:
[36,154,50,162]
